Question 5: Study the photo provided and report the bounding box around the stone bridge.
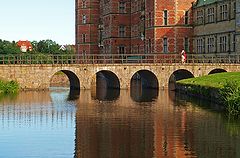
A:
[0,63,239,90]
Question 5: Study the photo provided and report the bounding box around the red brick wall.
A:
[154,0,195,54]
[76,0,195,55]
[100,0,131,54]
[76,0,100,55]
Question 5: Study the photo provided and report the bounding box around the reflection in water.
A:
[74,101,154,158]
[131,79,158,102]
[68,89,80,101]
[131,88,158,102]
[93,87,120,101]
[0,89,240,157]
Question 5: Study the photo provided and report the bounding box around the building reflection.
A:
[74,90,197,158]
[75,90,154,158]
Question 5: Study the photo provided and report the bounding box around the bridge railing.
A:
[186,53,240,64]
[0,53,239,64]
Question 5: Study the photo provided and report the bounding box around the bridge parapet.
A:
[0,53,239,65]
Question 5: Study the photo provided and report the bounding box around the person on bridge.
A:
[181,50,187,64]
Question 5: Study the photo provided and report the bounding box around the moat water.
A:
[0,88,240,158]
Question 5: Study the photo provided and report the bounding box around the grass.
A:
[0,80,19,94]
[177,72,240,89]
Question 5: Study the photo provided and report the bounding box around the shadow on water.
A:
[168,90,225,112]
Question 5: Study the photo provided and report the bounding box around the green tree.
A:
[0,39,75,55]
[0,40,20,54]
[36,39,60,54]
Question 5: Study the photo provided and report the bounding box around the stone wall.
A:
[50,73,69,87]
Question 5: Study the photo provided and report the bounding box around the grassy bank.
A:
[177,72,240,89]
[0,80,19,94]
[176,72,240,115]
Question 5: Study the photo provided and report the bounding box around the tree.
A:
[36,39,60,54]
[0,39,75,55]
[0,40,20,54]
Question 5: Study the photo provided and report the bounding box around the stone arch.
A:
[130,69,159,102]
[169,69,194,91]
[94,70,120,89]
[90,70,120,100]
[130,70,159,89]
[50,70,80,90]
[208,68,227,75]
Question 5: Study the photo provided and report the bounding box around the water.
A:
[0,88,240,158]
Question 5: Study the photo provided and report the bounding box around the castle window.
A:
[207,8,215,23]
[119,2,126,13]
[119,45,125,54]
[197,10,204,25]
[185,11,189,25]
[220,4,228,21]
[163,10,168,25]
[119,25,125,37]
[82,15,87,24]
[82,0,86,8]
[233,2,236,18]
[163,38,168,53]
[233,33,236,52]
[219,36,227,52]
[82,34,86,43]
[149,12,152,27]
[197,38,204,53]
[207,37,215,53]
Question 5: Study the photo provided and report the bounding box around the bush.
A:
[219,81,240,115]
[0,80,19,94]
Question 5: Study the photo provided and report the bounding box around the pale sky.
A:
[0,0,75,44]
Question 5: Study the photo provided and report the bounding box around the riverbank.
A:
[176,72,240,115]
[0,80,19,94]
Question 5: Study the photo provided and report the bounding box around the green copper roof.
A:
[194,0,218,7]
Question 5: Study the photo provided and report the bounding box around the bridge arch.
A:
[90,70,120,100]
[50,70,80,90]
[208,68,227,75]
[169,69,194,90]
[130,70,159,89]
[94,70,120,89]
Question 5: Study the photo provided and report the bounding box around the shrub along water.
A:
[0,80,19,94]
[219,81,240,115]
[177,72,240,115]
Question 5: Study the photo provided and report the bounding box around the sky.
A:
[0,0,75,45]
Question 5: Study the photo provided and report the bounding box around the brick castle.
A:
[76,0,239,55]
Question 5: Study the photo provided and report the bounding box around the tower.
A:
[75,0,100,55]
